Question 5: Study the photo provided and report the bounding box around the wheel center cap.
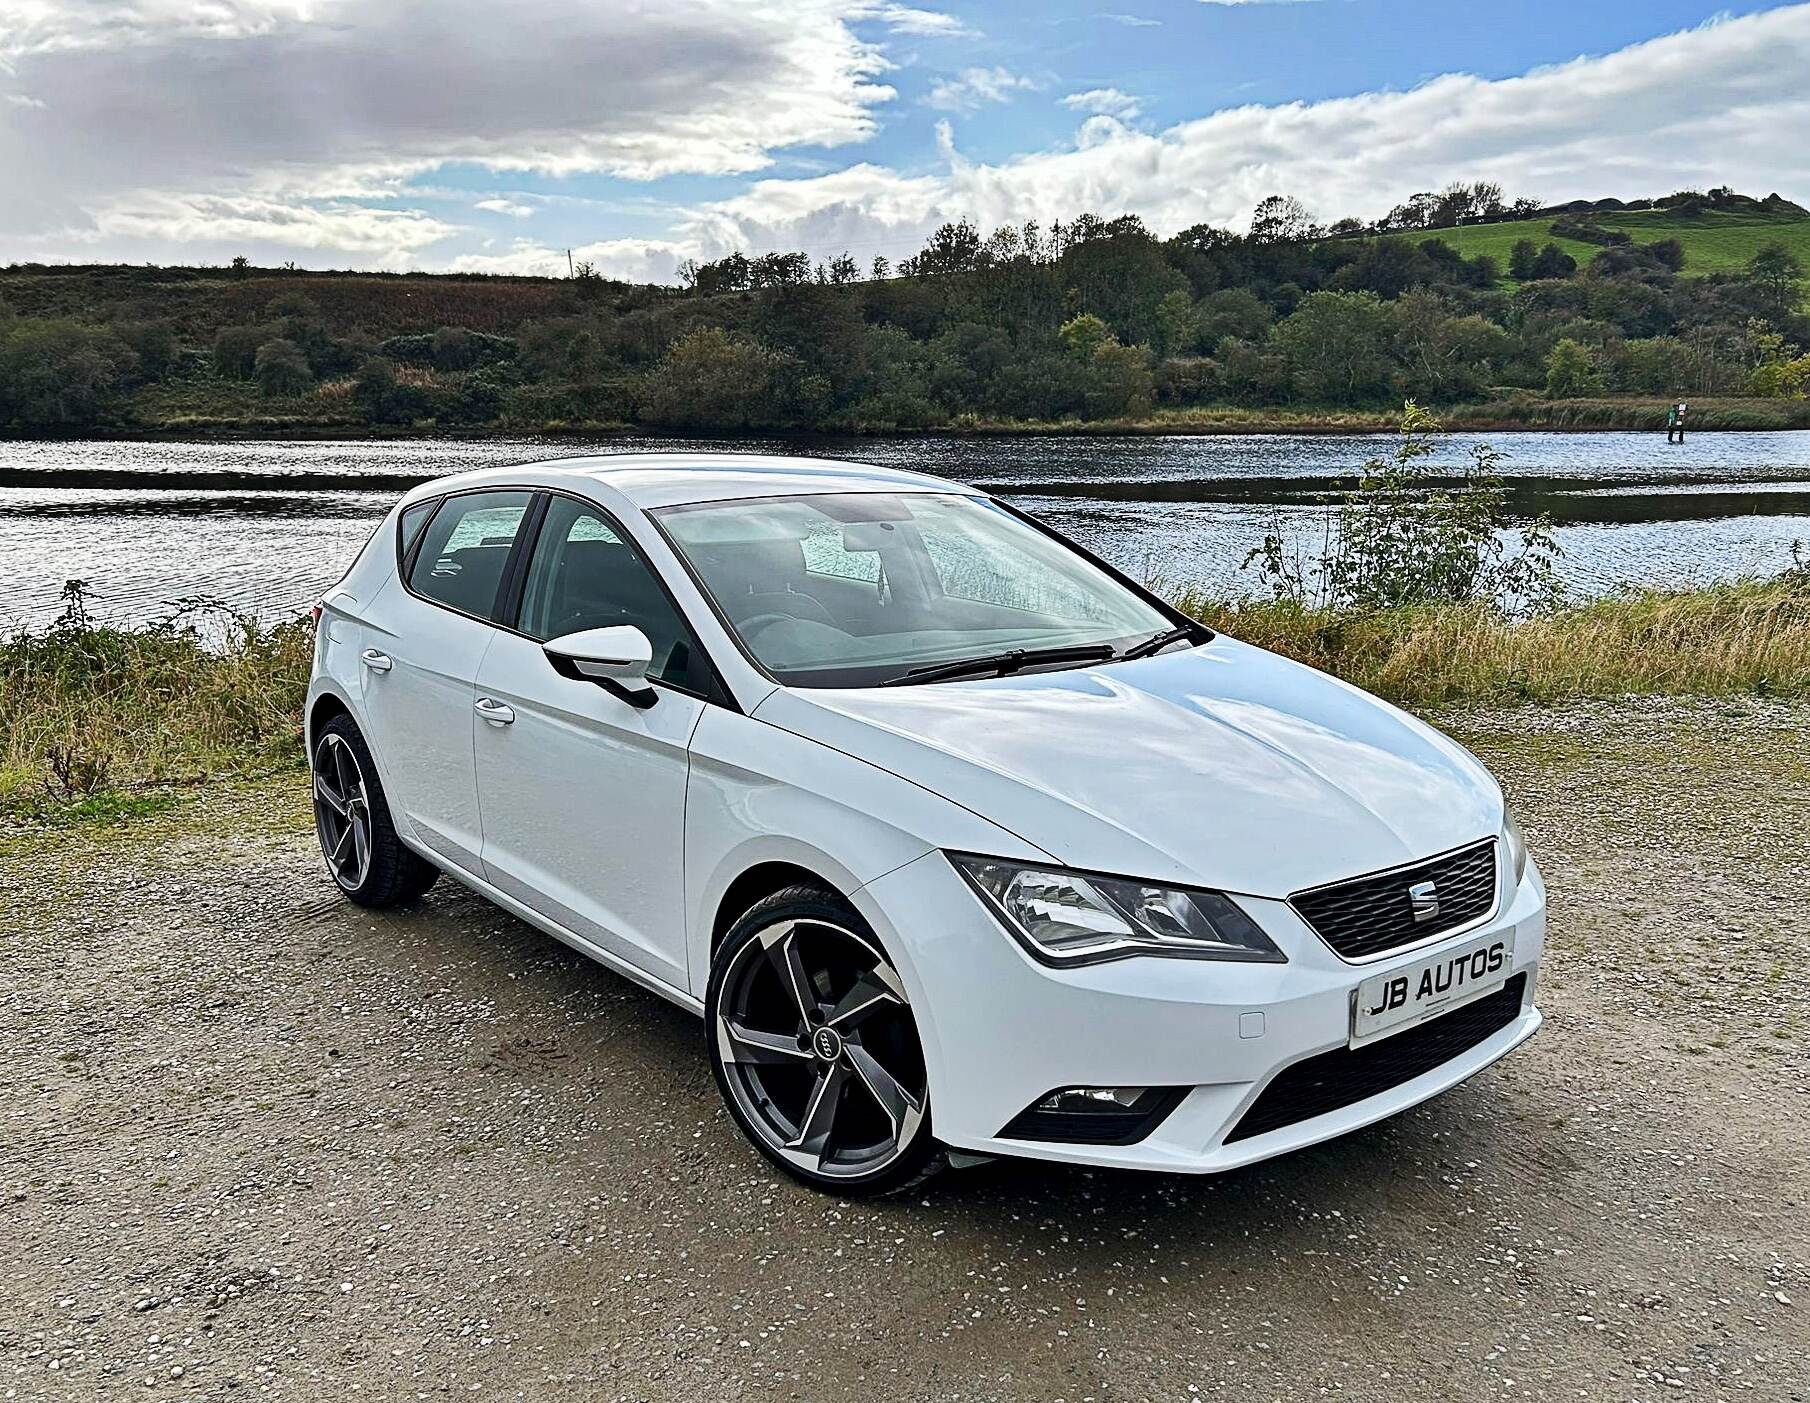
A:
[811,1025,843,1062]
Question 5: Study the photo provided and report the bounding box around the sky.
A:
[2,0,1807,282]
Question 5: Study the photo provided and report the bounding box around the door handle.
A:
[474,697,516,726]
[361,648,393,673]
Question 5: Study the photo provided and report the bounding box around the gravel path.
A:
[2,699,1806,1401]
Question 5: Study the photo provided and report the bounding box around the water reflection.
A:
[2,433,1808,629]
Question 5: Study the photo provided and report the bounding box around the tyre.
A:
[311,714,440,909]
[707,884,945,1196]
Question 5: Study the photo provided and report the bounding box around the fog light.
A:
[1036,1086,1153,1112]
[1000,1085,1188,1146]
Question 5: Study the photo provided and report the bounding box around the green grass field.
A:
[1430,205,1810,282]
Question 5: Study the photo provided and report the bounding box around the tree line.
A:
[0,186,1806,433]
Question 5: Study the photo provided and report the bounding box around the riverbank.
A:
[6,576,1810,832]
[6,395,1808,442]
[3,698,1805,1398]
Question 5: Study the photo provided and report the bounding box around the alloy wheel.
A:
[714,918,928,1179]
[313,732,373,892]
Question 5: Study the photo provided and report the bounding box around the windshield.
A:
[653,491,1176,688]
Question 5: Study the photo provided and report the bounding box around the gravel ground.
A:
[2,698,1807,1402]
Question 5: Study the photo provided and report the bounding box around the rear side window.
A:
[405,490,533,620]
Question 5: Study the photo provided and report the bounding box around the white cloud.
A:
[1196,1,1321,7]
[55,193,457,264]
[474,198,535,219]
[447,237,692,284]
[1061,87,1143,121]
[857,4,975,37]
[925,66,1039,113]
[683,6,1810,269]
[1098,12,1162,26]
[0,0,898,260]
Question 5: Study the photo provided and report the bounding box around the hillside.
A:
[2,188,1806,437]
[1432,204,1810,282]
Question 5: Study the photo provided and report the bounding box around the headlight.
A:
[951,856,1286,967]
[1502,808,1529,885]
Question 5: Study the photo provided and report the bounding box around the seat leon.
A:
[306,453,1545,1195]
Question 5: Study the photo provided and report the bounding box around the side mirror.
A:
[543,626,658,709]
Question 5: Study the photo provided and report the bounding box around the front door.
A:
[357,488,532,874]
[474,494,712,992]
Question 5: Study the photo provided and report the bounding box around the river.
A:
[4,430,1809,628]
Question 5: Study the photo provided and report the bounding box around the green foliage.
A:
[1244,403,1563,614]
[1747,243,1805,326]
[638,328,823,430]
[1272,291,1396,401]
[2,186,1806,434]
[0,321,135,428]
[253,338,313,398]
[1544,338,1605,398]
[1059,313,1112,361]
[0,582,310,825]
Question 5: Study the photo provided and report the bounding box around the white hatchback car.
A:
[307,453,1545,1195]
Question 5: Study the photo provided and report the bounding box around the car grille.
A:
[1224,973,1527,1144]
[1291,839,1498,960]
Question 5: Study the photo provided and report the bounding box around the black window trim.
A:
[395,484,737,711]
[503,487,736,711]
[395,484,538,629]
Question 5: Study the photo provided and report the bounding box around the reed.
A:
[0,587,311,821]
[1175,577,1810,707]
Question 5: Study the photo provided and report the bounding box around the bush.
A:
[254,338,314,398]
[1243,402,1562,613]
[212,324,275,379]
[0,321,136,429]
[0,583,310,820]
[1544,338,1604,398]
[352,358,436,425]
[637,328,821,430]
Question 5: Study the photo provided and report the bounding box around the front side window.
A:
[654,492,1173,687]
[405,490,533,619]
[516,495,710,693]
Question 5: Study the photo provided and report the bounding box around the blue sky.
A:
[2,0,1807,278]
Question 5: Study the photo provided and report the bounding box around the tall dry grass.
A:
[1176,578,1810,707]
[0,590,311,817]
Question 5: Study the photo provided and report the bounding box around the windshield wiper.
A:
[880,642,1118,687]
[1119,623,1208,661]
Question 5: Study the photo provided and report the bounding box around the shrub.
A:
[254,338,314,398]
[1544,338,1604,398]
[0,321,136,429]
[212,324,279,379]
[637,328,820,430]
[1243,402,1563,613]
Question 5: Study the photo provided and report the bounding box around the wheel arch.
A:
[306,689,353,753]
[711,860,844,954]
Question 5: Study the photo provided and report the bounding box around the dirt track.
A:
[3,699,1807,1401]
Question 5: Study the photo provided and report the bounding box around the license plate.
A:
[1350,930,1516,1047]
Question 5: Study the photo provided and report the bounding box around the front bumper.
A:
[852,851,1546,1174]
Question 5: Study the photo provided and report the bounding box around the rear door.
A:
[357,488,534,875]
[473,492,713,992]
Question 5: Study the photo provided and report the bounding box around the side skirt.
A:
[403,835,705,1018]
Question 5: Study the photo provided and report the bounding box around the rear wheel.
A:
[312,714,439,908]
[707,885,944,1196]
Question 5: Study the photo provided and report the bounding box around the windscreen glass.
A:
[654,492,1171,687]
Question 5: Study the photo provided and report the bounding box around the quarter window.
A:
[404,490,533,620]
[397,499,437,563]
[517,495,709,693]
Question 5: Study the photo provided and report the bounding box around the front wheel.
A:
[707,885,944,1196]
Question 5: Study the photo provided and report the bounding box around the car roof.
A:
[403,452,983,511]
